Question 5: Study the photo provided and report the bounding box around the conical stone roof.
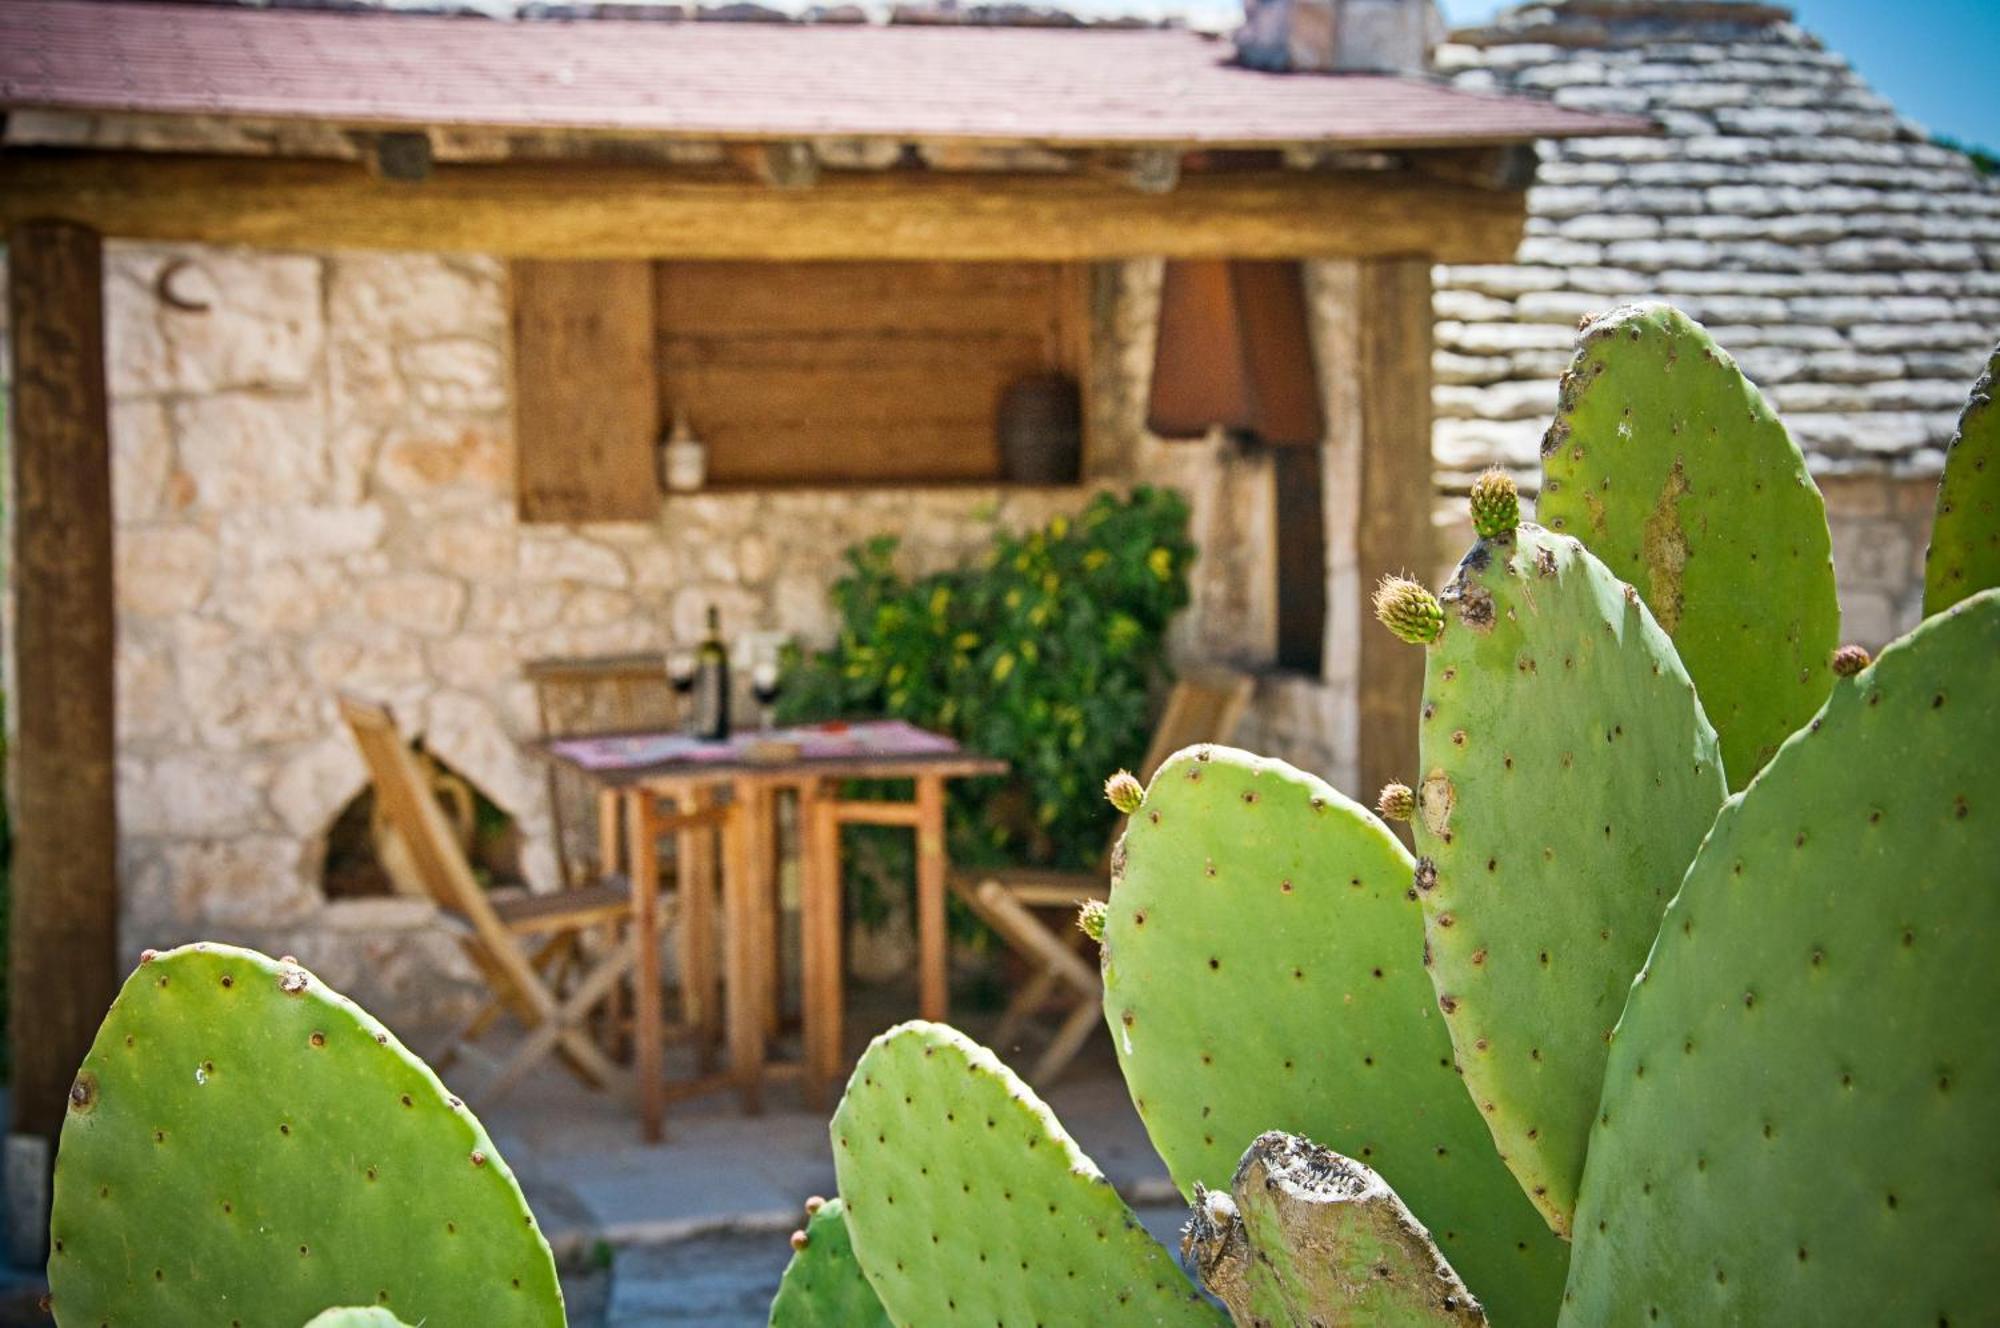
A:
[1431,0,1999,489]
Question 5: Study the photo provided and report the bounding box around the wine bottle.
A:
[693,604,731,742]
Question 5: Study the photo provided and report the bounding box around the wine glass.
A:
[751,644,783,731]
[666,649,697,731]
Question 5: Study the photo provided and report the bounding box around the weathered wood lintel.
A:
[0,151,1527,262]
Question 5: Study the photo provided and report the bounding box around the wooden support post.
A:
[914,775,949,1023]
[1354,257,1436,812]
[6,221,120,1142]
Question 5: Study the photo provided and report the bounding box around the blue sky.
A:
[1439,0,1998,150]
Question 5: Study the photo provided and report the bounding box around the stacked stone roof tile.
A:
[1430,0,2000,488]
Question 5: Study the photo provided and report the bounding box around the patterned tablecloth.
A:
[546,718,961,774]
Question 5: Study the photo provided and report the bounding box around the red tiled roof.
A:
[0,0,1648,149]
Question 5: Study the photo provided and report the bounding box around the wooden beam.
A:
[1354,257,1435,814]
[5,221,120,1141]
[0,152,1527,262]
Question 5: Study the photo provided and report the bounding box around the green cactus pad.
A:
[831,1021,1223,1328]
[1416,525,1726,1237]
[1922,344,2000,617]
[1538,304,1839,788]
[1104,748,1568,1326]
[304,1311,416,1328]
[1563,589,2000,1324]
[768,1197,890,1328]
[49,944,563,1328]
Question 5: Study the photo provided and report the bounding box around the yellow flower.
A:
[1147,546,1173,581]
[992,652,1016,682]
[929,586,952,618]
[1049,515,1070,539]
[1083,549,1109,572]
[1041,572,1059,594]
[953,632,980,652]
[887,664,907,686]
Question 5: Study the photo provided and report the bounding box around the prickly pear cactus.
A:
[304,1311,416,1328]
[1103,749,1568,1327]
[49,944,563,1328]
[768,1196,890,1328]
[1538,304,1839,788]
[1404,520,1727,1238]
[1183,1132,1487,1327]
[1562,590,2000,1325]
[830,1021,1223,1328]
[1922,344,1999,617]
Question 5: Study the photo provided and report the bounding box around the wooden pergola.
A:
[0,0,1646,1144]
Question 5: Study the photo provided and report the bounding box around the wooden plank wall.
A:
[512,259,660,522]
[656,261,1088,487]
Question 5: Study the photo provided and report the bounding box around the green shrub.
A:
[779,487,1195,931]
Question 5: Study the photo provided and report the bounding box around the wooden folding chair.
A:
[339,694,650,1104]
[525,653,677,889]
[950,666,1254,1084]
[525,655,730,1069]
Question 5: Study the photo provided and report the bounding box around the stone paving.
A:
[481,1005,1182,1323]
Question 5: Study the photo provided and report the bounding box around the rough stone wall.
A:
[1428,0,1997,646]
[2,246,1369,1027]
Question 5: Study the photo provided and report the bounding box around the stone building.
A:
[1,0,1640,1119]
[1428,0,2000,645]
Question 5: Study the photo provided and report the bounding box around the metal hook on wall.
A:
[154,258,212,314]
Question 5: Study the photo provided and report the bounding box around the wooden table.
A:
[541,721,1004,1141]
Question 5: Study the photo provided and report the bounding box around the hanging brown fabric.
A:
[1146,259,1325,446]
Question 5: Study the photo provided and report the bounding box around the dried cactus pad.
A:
[1103,748,1567,1328]
[303,1311,416,1327]
[1538,304,1839,788]
[1922,344,1999,617]
[831,1021,1223,1328]
[1562,590,2000,1325]
[49,944,563,1328]
[1418,525,1726,1237]
[767,1198,890,1328]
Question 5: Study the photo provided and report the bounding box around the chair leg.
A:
[991,964,1062,1051]
[479,937,639,1103]
[1029,984,1104,1087]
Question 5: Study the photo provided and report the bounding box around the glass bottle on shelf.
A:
[692,605,732,742]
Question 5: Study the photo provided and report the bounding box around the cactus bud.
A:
[789,1229,809,1251]
[1104,769,1144,815]
[803,1195,826,1217]
[1373,576,1445,646]
[1076,898,1108,943]
[1377,782,1415,823]
[1469,469,1520,540]
[1830,644,1871,677]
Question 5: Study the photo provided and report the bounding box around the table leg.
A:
[677,784,721,1071]
[724,778,767,1114]
[597,788,622,878]
[761,786,784,1042]
[624,788,665,1144]
[597,789,630,1058]
[798,778,844,1107]
[915,774,948,1023]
